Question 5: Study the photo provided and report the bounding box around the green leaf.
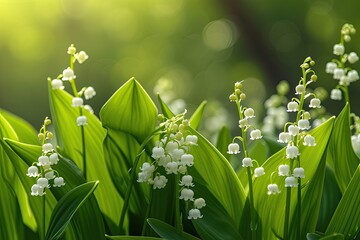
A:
[189,101,207,130]
[326,165,360,238]
[0,178,24,240]
[252,117,334,239]
[46,181,99,240]
[48,81,123,234]
[106,236,162,240]
[3,139,106,240]
[187,127,246,239]
[100,77,158,143]
[215,126,232,162]
[157,94,174,118]
[316,165,342,232]
[307,232,344,240]
[328,103,360,193]
[147,218,200,240]
[0,111,38,232]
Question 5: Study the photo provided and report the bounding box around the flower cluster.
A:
[262,80,289,135]
[326,24,359,101]
[50,44,95,126]
[27,117,65,196]
[137,112,205,220]
[228,81,264,176]
[268,57,318,194]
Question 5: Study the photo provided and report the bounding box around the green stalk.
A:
[296,178,301,240]
[141,188,153,235]
[283,187,291,240]
[175,173,182,232]
[118,127,163,230]
[80,123,87,180]
[42,195,46,240]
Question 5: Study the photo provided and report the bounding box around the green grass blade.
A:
[157,94,174,118]
[215,126,232,162]
[106,236,162,240]
[189,100,207,130]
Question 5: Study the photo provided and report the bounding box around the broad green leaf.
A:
[106,236,162,240]
[328,103,360,192]
[252,117,334,239]
[3,139,105,240]
[326,165,360,238]
[0,178,24,240]
[100,77,158,143]
[189,101,207,130]
[307,232,344,240]
[0,112,38,231]
[102,129,149,232]
[316,164,342,232]
[48,81,123,234]
[157,94,174,118]
[147,218,200,240]
[215,126,232,162]
[187,127,246,238]
[46,181,99,240]
[0,109,38,144]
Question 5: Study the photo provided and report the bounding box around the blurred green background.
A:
[1,0,360,134]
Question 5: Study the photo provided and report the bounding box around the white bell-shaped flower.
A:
[278,132,292,143]
[62,67,76,81]
[288,125,300,136]
[37,156,50,166]
[298,119,311,130]
[244,108,255,119]
[37,178,50,188]
[309,98,321,108]
[295,85,305,95]
[348,52,359,64]
[267,183,280,195]
[286,145,300,159]
[293,167,305,178]
[158,155,171,167]
[333,68,345,80]
[84,105,94,114]
[188,209,203,220]
[285,176,298,187]
[45,170,55,180]
[49,153,59,165]
[254,167,265,177]
[178,165,187,174]
[166,161,178,174]
[185,135,198,145]
[172,148,185,161]
[27,166,39,177]
[84,86,96,100]
[250,129,262,140]
[238,119,249,128]
[42,143,53,153]
[72,97,83,107]
[153,175,168,189]
[179,188,194,201]
[53,177,65,187]
[339,76,350,86]
[287,101,299,112]
[31,184,45,196]
[303,135,316,146]
[77,116,87,126]
[278,164,290,176]
[227,143,240,154]
[75,51,89,64]
[51,79,64,90]
[179,175,194,187]
[333,44,345,55]
[194,198,206,209]
[348,70,359,82]
[326,62,337,74]
[151,146,165,159]
[242,157,253,167]
[180,154,194,167]
[330,89,342,100]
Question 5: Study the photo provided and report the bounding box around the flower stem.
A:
[296,178,301,240]
[42,195,46,240]
[141,188,153,235]
[118,127,163,230]
[80,123,87,180]
[247,167,256,240]
[175,173,182,232]
[284,187,291,240]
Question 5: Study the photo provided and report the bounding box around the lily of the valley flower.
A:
[267,183,280,195]
[194,198,206,209]
[153,175,168,189]
[179,188,194,201]
[254,167,265,177]
[84,86,96,100]
[227,143,240,154]
[330,89,342,100]
[77,116,87,126]
[286,145,300,159]
[293,167,305,178]
[333,44,345,55]
[27,166,40,177]
[285,176,298,187]
[250,129,262,140]
[242,157,253,167]
[188,209,203,220]
[287,101,299,112]
[278,132,292,143]
[278,164,290,176]
[62,67,76,81]
[51,79,64,90]
[309,98,321,108]
[303,135,316,146]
